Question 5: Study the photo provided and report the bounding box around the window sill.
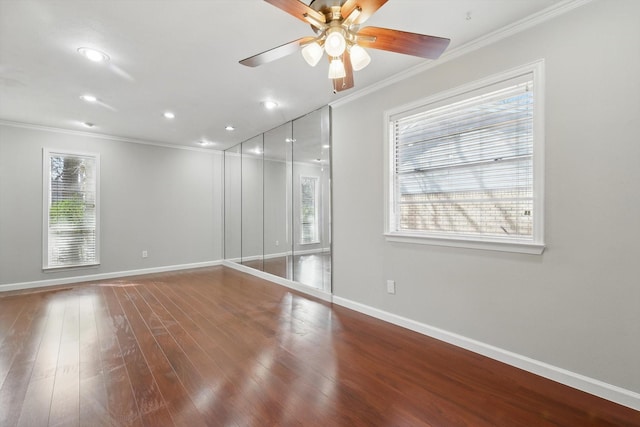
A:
[384,233,545,255]
[43,263,100,272]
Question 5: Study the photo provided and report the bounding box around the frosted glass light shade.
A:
[324,31,346,57]
[328,58,346,79]
[350,44,371,71]
[302,42,323,67]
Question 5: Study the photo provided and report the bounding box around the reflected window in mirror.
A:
[300,176,320,245]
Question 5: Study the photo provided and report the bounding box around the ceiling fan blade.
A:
[341,0,388,25]
[265,0,326,26]
[357,26,450,59]
[239,37,315,67]
[332,51,354,93]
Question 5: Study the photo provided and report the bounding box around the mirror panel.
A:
[224,145,242,261]
[263,122,293,279]
[223,106,331,293]
[292,107,331,292]
[241,135,264,270]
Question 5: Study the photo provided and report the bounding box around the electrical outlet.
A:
[142,250,148,258]
[386,280,396,294]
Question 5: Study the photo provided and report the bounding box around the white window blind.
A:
[300,176,319,244]
[391,74,537,243]
[44,150,99,269]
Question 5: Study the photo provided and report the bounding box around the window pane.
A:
[46,151,99,268]
[300,176,319,244]
[392,77,535,241]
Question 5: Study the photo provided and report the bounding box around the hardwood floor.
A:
[0,266,638,426]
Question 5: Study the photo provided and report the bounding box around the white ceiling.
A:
[0,0,563,151]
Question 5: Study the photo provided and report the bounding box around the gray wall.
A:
[241,153,264,259]
[0,123,223,286]
[264,158,289,256]
[332,0,640,394]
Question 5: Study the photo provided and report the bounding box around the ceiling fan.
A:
[239,0,451,92]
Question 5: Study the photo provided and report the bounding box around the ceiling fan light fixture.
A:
[302,42,323,67]
[328,58,346,79]
[324,29,346,57]
[350,44,371,71]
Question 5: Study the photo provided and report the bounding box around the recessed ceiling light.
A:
[285,138,296,143]
[262,100,278,110]
[80,94,98,103]
[163,111,175,119]
[225,125,235,131]
[82,122,95,128]
[198,140,215,147]
[77,47,110,63]
[322,144,330,149]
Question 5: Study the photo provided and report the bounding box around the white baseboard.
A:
[227,248,331,262]
[0,260,223,293]
[332,296,640,411]
[263,251,291,260]
[295,247,331,256]
[222,260,332,302]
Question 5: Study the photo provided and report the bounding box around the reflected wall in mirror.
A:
[223,106,331,293]
[224,144,241,261]
[263,122,293,279]
[241,135,264,271]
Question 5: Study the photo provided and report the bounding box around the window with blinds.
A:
[43,150,100,269]
[300,176,319,244]
[387,67,544,251]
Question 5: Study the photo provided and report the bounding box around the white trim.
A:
[0,260,223,293]
[383,60,545,253]
[332,296,640,411]
[232,247,331,262]
[330,0,591,108]
[264,251,291,260]
[0,119,223,154]
[294,247,329,256]
[385,233,545,255]
[42,148,102,269]
[222,260,332,302]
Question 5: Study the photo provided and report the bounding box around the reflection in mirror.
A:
[241,135,264,270]
[223,106,331,293]
[224,145,242,261]
[263,122,293,279]
[292,107,331,292]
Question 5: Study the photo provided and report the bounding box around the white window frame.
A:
[299,175,320,245]
[383,60,545,255]
[43,148,101,269]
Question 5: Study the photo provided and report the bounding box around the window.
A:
[43,149,100,269]
[385,62,544,254]
[300,176,319,245]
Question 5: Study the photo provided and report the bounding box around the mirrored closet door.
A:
[223,106,331,293]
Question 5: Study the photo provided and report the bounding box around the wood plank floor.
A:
[0,266,638,426]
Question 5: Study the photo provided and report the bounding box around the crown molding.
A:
[0,119,223,155]
[330,0,593,108]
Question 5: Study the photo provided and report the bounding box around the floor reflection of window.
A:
[300,176,319,245]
